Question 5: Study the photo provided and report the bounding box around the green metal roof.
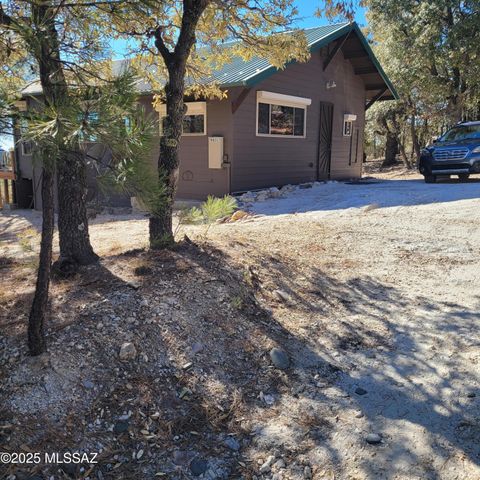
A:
[22,22,398,100]
[210,23,350,87]
[212,22,398,100]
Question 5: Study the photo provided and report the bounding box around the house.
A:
[12,22,397,209]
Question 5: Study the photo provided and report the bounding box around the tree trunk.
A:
[28,167,54,355]
[149,1,209,249]
[56,150,98,270]
[31,3,97,272]
[410,115,421,165]
[149,69,184,249]
[382,132,398,167]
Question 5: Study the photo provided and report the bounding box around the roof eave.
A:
[239,22,399,101]
[350,23,399,100]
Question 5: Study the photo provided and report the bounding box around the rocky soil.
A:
[1,174,479,480]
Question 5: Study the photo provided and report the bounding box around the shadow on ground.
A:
[0,242,478,479]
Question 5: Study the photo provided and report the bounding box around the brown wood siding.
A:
[231,49,365,192]
[142,96,231,200]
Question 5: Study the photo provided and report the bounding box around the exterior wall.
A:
[142,95,232,200]
[230,48,366,192]
[16,46,367,208]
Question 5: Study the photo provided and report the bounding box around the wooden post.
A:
[10,151,17,204]
[3,179,9,204]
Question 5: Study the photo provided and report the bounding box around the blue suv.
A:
[419,121,480,183]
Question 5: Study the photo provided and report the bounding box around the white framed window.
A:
[256,91,311,138]
[157,101,207,136]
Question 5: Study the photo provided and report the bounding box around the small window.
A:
[257,102,306,137]
[158,102,206,136]
[22,140,33,156]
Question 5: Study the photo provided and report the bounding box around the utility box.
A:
[208,136,224,169]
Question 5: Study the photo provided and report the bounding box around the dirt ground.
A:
[1,168,479,479]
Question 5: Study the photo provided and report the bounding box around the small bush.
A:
[181,195,237,225]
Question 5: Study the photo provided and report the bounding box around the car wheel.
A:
[424,175,436,184]
[458,174,470,182]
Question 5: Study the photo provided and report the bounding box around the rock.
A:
[304,466,312,479]
[224,436,241,451]
[299,182,313,189]
[230,210,249,222]
[113,420,129,434]
[273,458,286,469]
[270,348,290,370]
[173,450,189,466]
[119,342,137,361]
[354,410,364,418]
[83,380,95,390]
[239,192,256,203]
[269,187,281,198]
[366,433,382,444]
[467,392,476,398]
[61,463,77,477]
[273,289,291,303]
[355,387,367,395]
[190,458,208,476]
[192,342,204,354]
[256,191,269,202]
[259,455,275,474]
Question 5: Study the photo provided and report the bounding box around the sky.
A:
[110,1,367,59]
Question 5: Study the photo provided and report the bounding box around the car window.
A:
[441,125,480,142]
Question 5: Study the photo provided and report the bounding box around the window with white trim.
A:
[256,91,311,138]
[157,102,206,136]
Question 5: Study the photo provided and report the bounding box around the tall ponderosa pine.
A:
[108,0,326,248]
[0,0,99,271]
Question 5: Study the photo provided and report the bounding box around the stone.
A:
[173,450,189,466]
[190,458,208,476]
[240,192,256,203]
[119,342,137,361]
[83,380,95,390]
[273,458,286,469]
[230,210,249,222]
[61,463,77,477]
[270,348,290,370]
[273,289,291,303]
[467,392,476,398]
[304,466,312,479]
[192,342,204,354]
[224,436,241,451]
[259,455,275,474]
[355,387,367,395]
[269,187,282,198]
[256,191,269,202]
[366,433,382,444]
[113,420,129,434]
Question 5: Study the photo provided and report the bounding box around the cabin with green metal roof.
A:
[15,22,397,208]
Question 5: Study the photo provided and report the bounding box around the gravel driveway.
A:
[207,178,480,479]
[1,177,479,479]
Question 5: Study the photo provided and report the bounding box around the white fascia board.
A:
[257,90,312,107]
